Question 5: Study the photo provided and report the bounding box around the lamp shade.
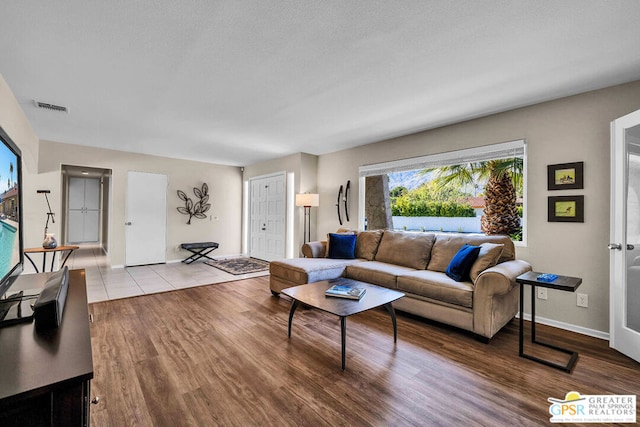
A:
[295,193,319,207]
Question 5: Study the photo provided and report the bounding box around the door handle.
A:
[608,243,622,250]
[628,244,635,250]
[125,222,132,226]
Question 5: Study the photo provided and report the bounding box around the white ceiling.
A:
[2,1,640,167]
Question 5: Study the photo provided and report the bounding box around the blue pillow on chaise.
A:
[327,233,357,259]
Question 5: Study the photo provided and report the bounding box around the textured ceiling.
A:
[2,1,640,166]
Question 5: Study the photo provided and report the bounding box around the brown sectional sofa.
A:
[270,229,532,340]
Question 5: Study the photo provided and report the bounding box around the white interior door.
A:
[67,177,100,243]
[610,109,640,362]
[249,173,285,261]
[83,178,100,241]
[125,171,167,266]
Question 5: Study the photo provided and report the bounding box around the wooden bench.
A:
[180,242,219,264]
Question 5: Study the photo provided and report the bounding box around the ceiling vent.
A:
[33,100,69,113]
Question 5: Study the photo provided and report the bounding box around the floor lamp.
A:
[295,193,319,244]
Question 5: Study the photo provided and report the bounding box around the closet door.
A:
[67,177,100,243]
[83,179,100,241]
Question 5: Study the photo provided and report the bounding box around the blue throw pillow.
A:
[327,233,357,259]
[446,244,481,282]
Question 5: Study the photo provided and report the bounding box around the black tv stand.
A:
[0,288,41,328]
[0,270,94,426]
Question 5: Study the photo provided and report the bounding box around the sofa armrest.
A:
[474,259,532,295]
[473,259,532,339]
[301,241,327,258]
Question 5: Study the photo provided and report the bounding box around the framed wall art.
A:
[547,161,583,190]
[548,195,584,222]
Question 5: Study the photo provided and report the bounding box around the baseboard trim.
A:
[518,313,609,340]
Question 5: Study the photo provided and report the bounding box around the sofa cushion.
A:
[397,270,474,308]
[446,244,480,282]
[469,243,504,282]
[327,233,357,259]
[269,258,360,285]
[355,230,384,260]
[428,234,514,272]
[374,231,436,269]
[345,261,415,289]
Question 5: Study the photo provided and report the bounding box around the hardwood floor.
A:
[88,276,639,426]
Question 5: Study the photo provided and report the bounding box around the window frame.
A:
[358,139,527,246]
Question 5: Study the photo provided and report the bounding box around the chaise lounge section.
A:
[270,229,532,340]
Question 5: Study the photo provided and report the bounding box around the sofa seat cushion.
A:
[345,261,416,289]
[397,270,474,308]
[269,258,361,285]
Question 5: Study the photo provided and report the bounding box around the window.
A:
[359,140,526,243]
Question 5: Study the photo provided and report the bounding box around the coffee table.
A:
[281,278,404,370]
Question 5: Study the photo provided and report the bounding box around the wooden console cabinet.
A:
[0,269,94,426]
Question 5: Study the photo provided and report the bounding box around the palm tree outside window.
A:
[359,140,526,242]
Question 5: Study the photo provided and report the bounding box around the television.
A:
[0,125,23,301]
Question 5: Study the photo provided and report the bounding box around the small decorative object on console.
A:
[325,284,366,300]
[42,233,57,249]
[536,273,558,282]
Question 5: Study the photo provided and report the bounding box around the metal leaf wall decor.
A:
[177,183,211,224]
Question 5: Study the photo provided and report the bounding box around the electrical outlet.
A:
[537,287,547,300]
[577,293,588,308]
[175,244,182,252]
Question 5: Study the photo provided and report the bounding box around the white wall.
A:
[36,140,243,267]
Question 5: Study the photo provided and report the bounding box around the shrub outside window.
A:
[359,140,526,243]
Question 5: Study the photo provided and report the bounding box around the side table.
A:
[24,245,80,273]
[516,271,582,372]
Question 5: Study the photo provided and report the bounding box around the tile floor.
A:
[55,244,269,303]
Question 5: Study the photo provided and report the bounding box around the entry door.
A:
[125,171,167,266]
[249,174,285,261]
[68,177,100,243]
[610,109,640,362]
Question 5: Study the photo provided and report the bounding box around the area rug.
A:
[204,257,270,275]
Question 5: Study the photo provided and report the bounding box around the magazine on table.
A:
[325,284,366,300]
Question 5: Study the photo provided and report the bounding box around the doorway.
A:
[61,165,112,253]
[249,173,286,261]
[68,177,99,243]
[610,109,640,363]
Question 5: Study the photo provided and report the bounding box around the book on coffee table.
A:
[325,284,366,300]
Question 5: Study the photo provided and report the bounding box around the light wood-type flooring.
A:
[88,276,639,426]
